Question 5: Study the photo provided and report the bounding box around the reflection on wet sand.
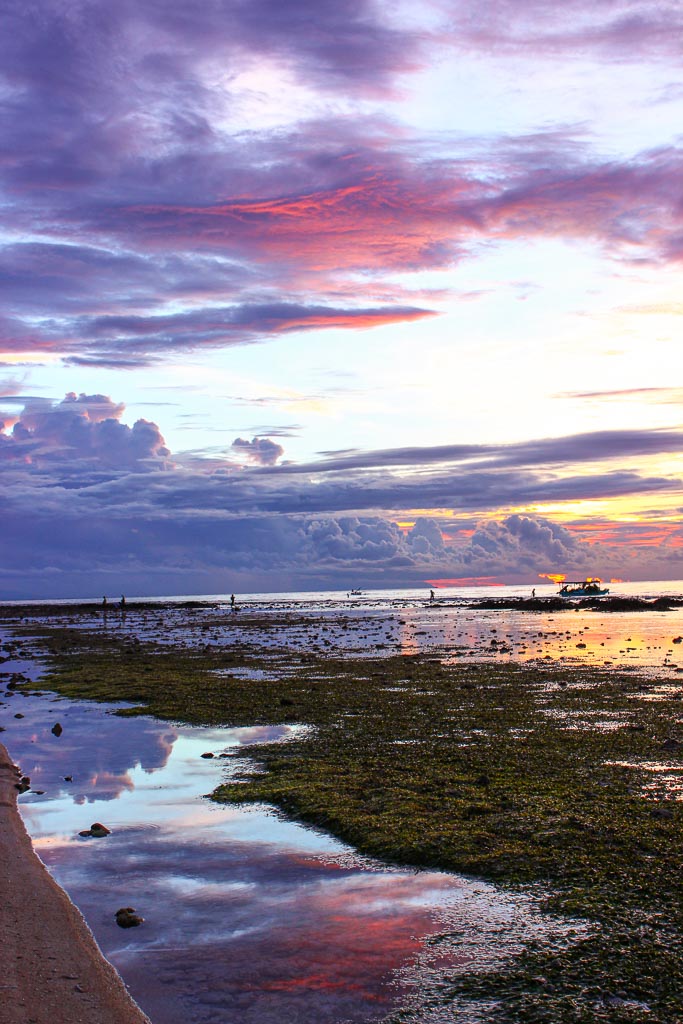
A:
[1,691,575,1024]
[51,599,683,677]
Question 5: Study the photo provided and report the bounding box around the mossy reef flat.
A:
[3,603,683,1023]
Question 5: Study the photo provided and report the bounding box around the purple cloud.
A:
[3,134,683,368]
[0,392,169,470]
[231,437,285,467]
[440,0,683,60]
[0,1,682,374]
[1,393,681,595]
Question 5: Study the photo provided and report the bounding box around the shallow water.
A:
[50,600,683,681]
[4,581,683,679]
[1,687,579,1024]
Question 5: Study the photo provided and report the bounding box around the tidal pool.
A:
[1,687,579,1024]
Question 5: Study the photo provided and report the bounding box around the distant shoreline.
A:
[0,593,681,618]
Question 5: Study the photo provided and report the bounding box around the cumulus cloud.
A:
[0,392,681,596]
[0,392,169,470]
[231,436,284,466]
[406,517,447,556]
[3,500,679,600]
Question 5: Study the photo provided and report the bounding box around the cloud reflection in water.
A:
[2,690,570,1024]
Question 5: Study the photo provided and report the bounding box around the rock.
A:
[200,751,214,759]
[651,806,674,820]
[115,907,144,928]
[660,737,681,751]
[14,713,24,719]
[51,722,63,736]
[673,637,683,644]
[89,822,111,837]
[79,821,111,838]
[64,775,73,782]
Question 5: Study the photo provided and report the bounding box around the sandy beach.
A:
[0,743,150,1024]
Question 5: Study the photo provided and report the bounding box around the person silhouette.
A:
[119,594,126,609]
[430,589,435,601]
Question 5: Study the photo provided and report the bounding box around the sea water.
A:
[1,689,579,1024]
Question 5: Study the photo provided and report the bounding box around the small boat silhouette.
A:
[557,578,609,598]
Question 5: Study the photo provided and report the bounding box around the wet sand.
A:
[0,743,150,1024]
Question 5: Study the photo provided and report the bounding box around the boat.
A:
[349,588,363,596]
[557,578,609,598]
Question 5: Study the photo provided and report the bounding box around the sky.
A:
[1,0,683,599]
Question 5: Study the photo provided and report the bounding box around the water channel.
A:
[1,678,575,1024]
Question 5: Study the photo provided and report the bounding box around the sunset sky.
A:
[2,0,683,598]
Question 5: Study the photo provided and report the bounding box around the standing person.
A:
[430,589,435,602]
[531,588,536,598]
[120,594,126,609]
[230,593,236,610]
[102,595,107,607]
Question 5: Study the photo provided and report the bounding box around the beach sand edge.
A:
[0,742,151,1024]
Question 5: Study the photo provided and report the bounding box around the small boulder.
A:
[200,752,214,759]
[90,822,111,837]
[51,722,63,737]
[115,907,144,928]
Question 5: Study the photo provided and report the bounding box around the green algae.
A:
[5,610,683,1023]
